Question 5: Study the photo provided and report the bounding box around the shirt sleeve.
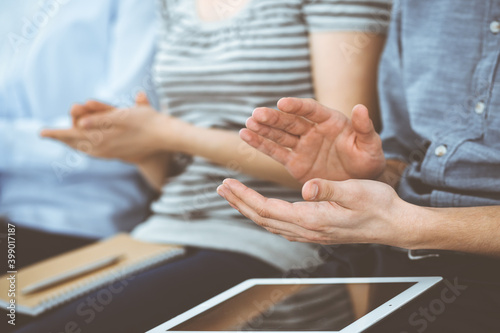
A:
[302,0,392,34]
[94,0,159,109]
[0,118,91,173]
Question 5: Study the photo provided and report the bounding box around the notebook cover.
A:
[0,234,185,316]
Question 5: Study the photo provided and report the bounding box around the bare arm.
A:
[136,153,171,191]
[412,205,500,257]
[310,32,385,128]
[128,94,171,191]
[165,122,301,188]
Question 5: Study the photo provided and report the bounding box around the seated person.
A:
[0,0,157,267]
[16,0,392,332]
[218,1,500,332]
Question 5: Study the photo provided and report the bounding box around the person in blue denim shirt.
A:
[219,0,500,331]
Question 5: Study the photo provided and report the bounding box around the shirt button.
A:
[490,21,500,34]
[475,101,485,114]
[435,145,448,157]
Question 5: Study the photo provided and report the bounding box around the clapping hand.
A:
[218,177,415,248]
[41,93,184,163]
[240,98,386,184]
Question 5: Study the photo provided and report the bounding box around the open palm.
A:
[240,98,385,184]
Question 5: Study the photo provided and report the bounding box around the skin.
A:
[241,99,386,184]
[217,98,500,258]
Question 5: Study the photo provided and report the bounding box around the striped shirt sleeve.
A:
[302,0,392,34]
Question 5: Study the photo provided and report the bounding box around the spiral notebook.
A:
[0,234,185,316]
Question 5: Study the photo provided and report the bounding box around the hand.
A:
[240,98,385,183]
[217,178,419,249]
[41,93,187,163]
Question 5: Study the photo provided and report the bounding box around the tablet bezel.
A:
[148,276,442,333]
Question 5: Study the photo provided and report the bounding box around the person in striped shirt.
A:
[34,1,391,331]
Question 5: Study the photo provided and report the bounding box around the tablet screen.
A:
[169,282,416,331]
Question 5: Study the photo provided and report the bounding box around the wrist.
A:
[385,197,427,250]
[392,201,439,250]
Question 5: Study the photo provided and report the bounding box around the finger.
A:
[40,130,86,151]
[71,101,114,127]
[239,129,291,166]
[86,100,115,111]
[264,227,304,239]
[245,118,299,148]
[71,101,113,118]
[136,92,150,106]
[351,104,380,148]
[302,179,355,207]
[78,113,117,130]
[219,180,345,244]
[283,236,312,243]
[251,107,314,136]
[217,180,313,235]
[277,97,333,123]
[70,104,92,120]
[40,128,86,141]
[221,179,321,228]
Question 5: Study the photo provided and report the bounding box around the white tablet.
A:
[148,277,442,333]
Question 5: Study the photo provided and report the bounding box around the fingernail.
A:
[310,184,319,200]
[217,185,226,198]
[239,129,250,141]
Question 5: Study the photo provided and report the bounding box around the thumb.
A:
[351,104,379,147]
[302,179,353,206]
[135,92,150,106]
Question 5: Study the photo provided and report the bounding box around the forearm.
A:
[397,203,500,258]
[162,121,301,189]
[376,161,499,257]
[310,32,385,128]
[136,152,172,191]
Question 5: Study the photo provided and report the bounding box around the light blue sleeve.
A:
[94,0,159,108]
[0,118,79,172]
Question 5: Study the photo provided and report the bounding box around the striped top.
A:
[132,0,391,271]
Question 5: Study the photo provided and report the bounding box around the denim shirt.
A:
[379,0,500,207]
